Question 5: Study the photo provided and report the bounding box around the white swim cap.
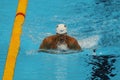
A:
[56,24,67,34]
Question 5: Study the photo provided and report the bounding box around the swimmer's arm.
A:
[67,39,81,50]
[40,38,49,49]
[73,40,82,50]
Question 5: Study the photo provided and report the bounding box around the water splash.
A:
[78,35,100,49]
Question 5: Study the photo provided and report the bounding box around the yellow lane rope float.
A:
[2,0,28,80]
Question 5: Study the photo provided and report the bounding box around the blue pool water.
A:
[0,0,120,80]
[0,0,18,79]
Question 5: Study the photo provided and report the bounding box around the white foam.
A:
[78,35,100,49]
[57,44,68,50]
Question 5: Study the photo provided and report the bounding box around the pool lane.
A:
[0,0,18,79]
[2,0,28,80]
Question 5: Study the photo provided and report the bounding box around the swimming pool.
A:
[0,0,120,80]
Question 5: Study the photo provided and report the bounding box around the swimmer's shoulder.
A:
[44,35,56,39]
[66,35,77,42]
[43,35,57,42]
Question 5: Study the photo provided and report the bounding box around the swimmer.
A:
[39,24,81,51]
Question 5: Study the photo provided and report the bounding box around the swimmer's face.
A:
[57,34,67,43]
